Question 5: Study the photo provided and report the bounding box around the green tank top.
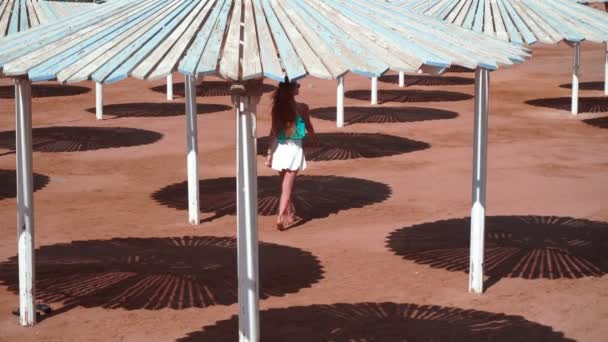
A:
[277,115,306,142]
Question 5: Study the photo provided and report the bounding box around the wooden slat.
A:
[195,0,232,76]
[241,0,263,80]
[251,0,283,81]
[259,0,306,80]
[270,0,331,79]
[25,0,39,27]
[133,0,212,80]
[278,0,349,78]
[0,0,14,37]
[219,0,243,80]
[7,0,19,35]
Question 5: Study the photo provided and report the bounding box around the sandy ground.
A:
[0,40,606,341]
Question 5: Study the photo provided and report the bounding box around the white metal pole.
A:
[371,76,378,105]
[236,94,260,342]
[572,43,580,115]
[336,76,344,128]
[95,82,103,120]
[15,78,36,326]
[185,75,200,225]
[604,42,608,96]
[469,68,489,295]
[167,74,174,101]
[399,71,405,87]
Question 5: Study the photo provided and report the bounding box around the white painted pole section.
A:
[95,82,103,120]
[236,95,260,342]
[15,78,36,326]
[166,74,174,101]
[469,68,489,295]
[336,76,344,128]
[185,75,199,225]
[572,43,580,115]
[604,42,607,96]
[371,76,378,105]
[399,71,405,87]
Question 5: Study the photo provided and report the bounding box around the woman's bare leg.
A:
[278,170,298,224]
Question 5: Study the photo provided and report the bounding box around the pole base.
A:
[12,303,52,316]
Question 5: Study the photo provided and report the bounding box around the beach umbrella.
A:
[387,0,608,114]
[0,0,528,337]
[0,1,179,117]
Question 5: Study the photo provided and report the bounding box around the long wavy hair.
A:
[271,80,298,137]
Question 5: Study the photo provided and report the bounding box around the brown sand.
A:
[0,41,607,341]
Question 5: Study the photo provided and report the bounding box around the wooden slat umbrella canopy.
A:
[0,0,98,38]
[389,0,608,112]
[1,0,530,339]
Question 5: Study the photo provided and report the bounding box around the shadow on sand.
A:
[379,74,474,87]
[178,302,574,341]
[0,126,162,152]
[152,176,391,224]
[85,102,232,118]
[559,82,605,91]
[345,89,472,104]
[0,84,90,99]
[583,116,608,129]
[0,236,323,313]
[526,97,608,114]
[387,216,608,290]
[150,81,276,98]
[257,133,430,162]
[310,106,458,125]
[0,169,50,200]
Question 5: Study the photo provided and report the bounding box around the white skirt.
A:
[271,139,307,172]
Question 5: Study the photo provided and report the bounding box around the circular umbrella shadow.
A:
[85,102,232,118]
[0,84,90,99]
[310,106,458,125]
[0,236,323,310]
[0,169,50,200]
[387,216,608,286]
[583,116,608,129]
[559,82,604,91]
[178,302,574,341]
[345,89,472,104]
[526,97,608,114]
[152,176,391,223]
[0,126,162,152]
[446,66,475,73]
[150,81,277,98]
[379,74,474,86]
[257,133,430,162]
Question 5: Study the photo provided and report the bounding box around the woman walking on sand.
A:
[265,79,317,231]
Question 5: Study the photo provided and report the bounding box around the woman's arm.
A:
[265,126,278,167]
[300,103,318,145]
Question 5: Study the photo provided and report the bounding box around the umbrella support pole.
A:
[95,82,103,120]
[167,74,174,101]
[399,71,405,87]
[232,83,261,342]
[337,76,344,128]
[185,75,200,225]
[15,77,36,326]
[572,43,580,115]
[469,68,489,295]
[605,42,607,96]
[371,76,378,105]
